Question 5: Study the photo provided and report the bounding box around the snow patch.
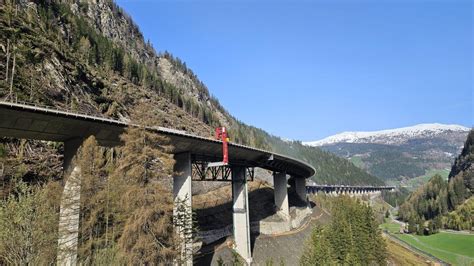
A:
[304,123,470,146]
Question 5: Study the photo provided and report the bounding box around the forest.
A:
[300,196,386,265]
[398,130,473,233]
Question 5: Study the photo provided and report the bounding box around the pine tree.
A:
[301,197,386,265]
[300,226,335,265]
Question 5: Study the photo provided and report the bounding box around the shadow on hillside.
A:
[195,186,276,230]
[194,184,311,265]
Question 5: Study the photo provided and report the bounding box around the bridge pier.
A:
[232,166,252,264]
[273,172,290,220]
[173,152,193,265]
[58,138,83,266]
[294,177,307,203]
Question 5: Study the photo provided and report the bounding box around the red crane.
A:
[215,127,229,164]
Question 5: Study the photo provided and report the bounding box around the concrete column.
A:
[232,166,252,264]
[294,177,307,203]
[58,138,83,266]
[173,152,193,266]
[273,172,289,220]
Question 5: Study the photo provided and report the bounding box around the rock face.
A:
[449,129,474,179]
[70,0,230,126]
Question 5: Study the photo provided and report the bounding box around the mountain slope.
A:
[0,1,382,185]
[398,129,473,232]
[304,124,470,187]
[304,123,469,146]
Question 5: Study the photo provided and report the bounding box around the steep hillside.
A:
[267,137,383,185]
[449,128,474,179]
[304,124,469,188]
[0,1,382,185]
[398,130,473,232]
[447,129,474,209]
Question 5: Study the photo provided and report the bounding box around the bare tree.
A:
[9,47,15,99]
[5,39,9,82]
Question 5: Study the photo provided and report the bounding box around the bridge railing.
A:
[1,98,108,119]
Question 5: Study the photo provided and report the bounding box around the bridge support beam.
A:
[232,166,252,264]
[273,172,289,220]
[58,138,83,266]
[294,177,307,203]
[173,152,193,266]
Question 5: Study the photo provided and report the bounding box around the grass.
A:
[395,232,474,265]
[385,237,430,265]
[380,219,474,265]
[380,220,403,234]
[404,168,450,191]
[349,156,365,168]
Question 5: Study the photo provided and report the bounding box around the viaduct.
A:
[306,182,395,196]
[0,101,394,265]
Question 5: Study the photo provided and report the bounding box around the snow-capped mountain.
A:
[304,123,470,147]
[303,123,471,187]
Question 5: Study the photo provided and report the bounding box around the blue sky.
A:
[116,0,472,141]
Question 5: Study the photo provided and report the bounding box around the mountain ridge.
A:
[305,123,470,186]
[304,123,470,146]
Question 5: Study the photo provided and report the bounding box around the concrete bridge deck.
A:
[0,101,314,178]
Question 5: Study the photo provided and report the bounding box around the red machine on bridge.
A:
[215,127,229,164]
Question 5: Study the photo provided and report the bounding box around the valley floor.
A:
[385,236,432,266]
[396,232,474,265]
[381,220,474,265]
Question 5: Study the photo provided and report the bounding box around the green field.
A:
[396,232,473,265]
[349,156,365,168]
[406,169,450,190]
[380,220,474,265]
[380,220,403,234]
